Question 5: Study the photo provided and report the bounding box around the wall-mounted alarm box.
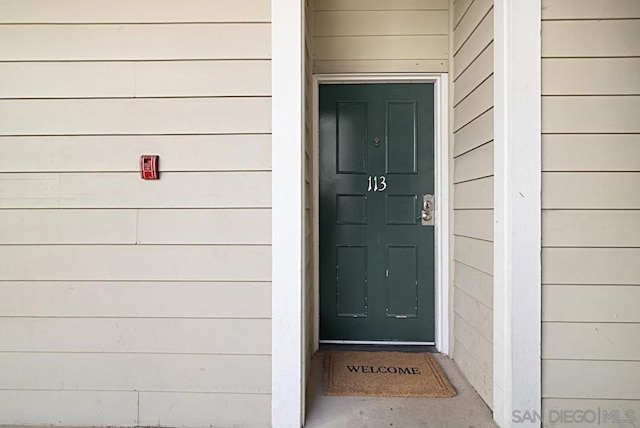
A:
[140,155,159,180]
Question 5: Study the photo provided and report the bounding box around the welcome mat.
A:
[323,351,456,398]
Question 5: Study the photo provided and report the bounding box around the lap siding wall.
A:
[451,0,495,409]
[0,1,272,426]
[312,0,450,74]
[541,0,640,423]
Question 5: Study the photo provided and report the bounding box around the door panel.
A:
[320,83,435,343]
[386,194,418,225]
[337,102,367,174]
[336,194,368,225]
[386,101,418,174]
[386,245,419,318]
[336,245,368,318]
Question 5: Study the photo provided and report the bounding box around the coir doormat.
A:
[323,351,456,398]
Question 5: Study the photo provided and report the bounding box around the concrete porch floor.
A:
[305,351,497,428]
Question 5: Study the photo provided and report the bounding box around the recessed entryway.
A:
[305,352,497,428]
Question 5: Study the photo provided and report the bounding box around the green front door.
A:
[319,83,435,343]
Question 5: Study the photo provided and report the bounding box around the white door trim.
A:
[312,74,450,354]
[493,0,542,426]
[271,0,304,427]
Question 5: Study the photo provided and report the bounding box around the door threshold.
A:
[319,342,437,353]
[320,340,434,346]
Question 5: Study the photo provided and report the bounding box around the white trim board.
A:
[271,0,304,427]
[493,0,542,426]
[312,74,450,355]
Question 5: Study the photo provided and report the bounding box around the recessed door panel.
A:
[337,102,367,174]
[386,194,418,225]
[336,194,368,225]
[386,101,417,174]
[386,245,419,318]
[336,245,368,318]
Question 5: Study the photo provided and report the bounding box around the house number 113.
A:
[368,175,387,192]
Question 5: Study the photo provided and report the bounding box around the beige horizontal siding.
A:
[543,323,640,361]
[0,135,271,173]
[0,318,270,354]
[0,172,271,209]
[0,0,271,23]
[453,142,493,183]
[542,58,640,96]
[542,0,640,19]
[314,0,448,11]
[543,248,640,285]
[543,285,640,323]
[453,108,493,156]
[453,0,492,54]
[454,210,493,242]
[0,282,271,318]
[454,289,492,343]
[543,96,640,134]
[0,390,138,426]
[542,20,640,58]
[543,210,640,247]
[543,135,640,171]
[138,209,272,244]
[0,4,273,427]
[453,76,493,131]
[138,392,270,427]
[0,24,270,61]
[314,35,448,61]
[133,60,271,97]
[455,314,492,374]
[314,11,448,36]
[0,98,271,135]
[454,236,493,276]
[314,59,448,73]
[452,338,492,406]
[542,2,640,412]
[0,210,136,244]
[453,8,493,79]
[454,43,493,105]
[454,261,493,308]
[453,0,473,28]
[543,360,640,399]
[0,61,271,99]
[0,245,271,281]
[452,0,494,409]
[0,353,271,393]
[312,0,449,73]
[543,173,640,209]
[0,62,133,98]
[454,176,493,209]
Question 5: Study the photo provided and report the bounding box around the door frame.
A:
[312,74,450,352]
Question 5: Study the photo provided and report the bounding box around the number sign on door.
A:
[367,175,387,192]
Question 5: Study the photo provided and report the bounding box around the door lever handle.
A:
[418,212,432,221]
[421,194,435,226]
